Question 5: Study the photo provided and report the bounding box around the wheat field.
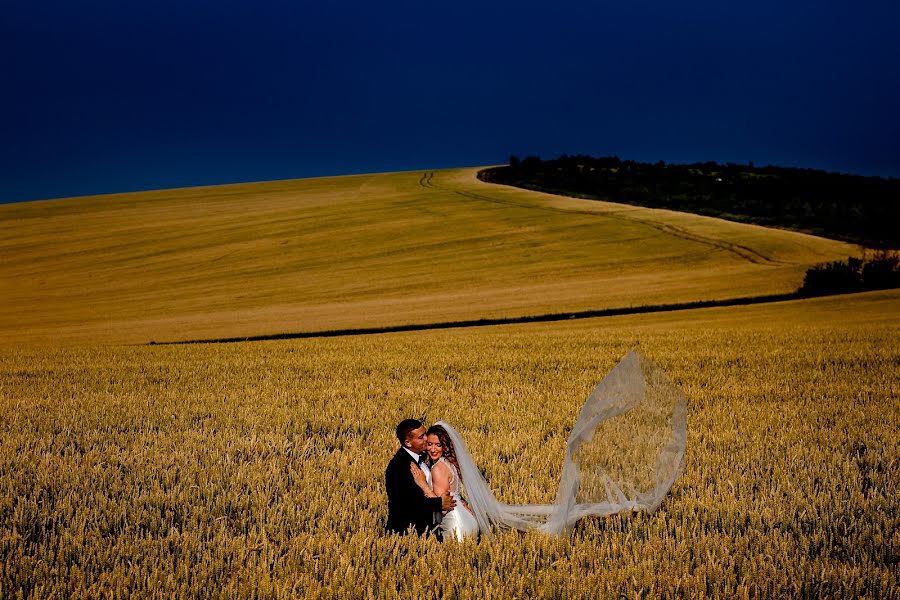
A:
[1,167,895,598]
[0,168,856,345]
[1,289,897,598]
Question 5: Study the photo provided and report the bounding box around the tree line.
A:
[800,252,900,296]
[479,155,899,248]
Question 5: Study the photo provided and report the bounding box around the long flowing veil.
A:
[438,350,687,536]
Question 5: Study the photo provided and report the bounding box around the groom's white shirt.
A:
[404,446,439,526]
[404,447,431,480]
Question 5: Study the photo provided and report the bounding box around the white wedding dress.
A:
[432,458,479,541]
[437,350,688,536]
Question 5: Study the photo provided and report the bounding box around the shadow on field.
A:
[150,292,802,346]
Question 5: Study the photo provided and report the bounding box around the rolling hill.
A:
[0,167,858,345]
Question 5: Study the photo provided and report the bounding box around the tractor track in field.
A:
[418,172,783,266]
[418,171,435,188]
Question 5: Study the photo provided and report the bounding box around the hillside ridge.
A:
[0,168,856,345]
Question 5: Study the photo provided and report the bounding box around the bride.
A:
[410,425,480,540]
[411,350,687,537]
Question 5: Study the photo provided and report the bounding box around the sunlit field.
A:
[0,168,855,345]
[1,166,894,597]
[1,290,896,598]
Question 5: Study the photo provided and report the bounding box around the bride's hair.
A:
[426,425,462,482]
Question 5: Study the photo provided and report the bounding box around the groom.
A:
[385,419,455,536]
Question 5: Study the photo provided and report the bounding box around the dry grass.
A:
[1,290,897,598]
[0,168,856,345]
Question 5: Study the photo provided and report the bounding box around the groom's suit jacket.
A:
[385,448,443,536]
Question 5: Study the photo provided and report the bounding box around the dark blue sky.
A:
[3,0,899,203]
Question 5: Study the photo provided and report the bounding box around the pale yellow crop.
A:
[0,290,896,597]
[0,168,855,345]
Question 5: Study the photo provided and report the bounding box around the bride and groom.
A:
[384,351,689,539]
[385,419,479,541]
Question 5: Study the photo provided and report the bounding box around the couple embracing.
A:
[385,419,479,541]
[383,352,689,539]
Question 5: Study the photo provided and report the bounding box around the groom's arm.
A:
[418,480,443,526]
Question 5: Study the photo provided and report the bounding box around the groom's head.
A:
[396,419,427,454]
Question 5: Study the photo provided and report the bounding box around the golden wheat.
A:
[0,168,856,345]
[0,290,896,598]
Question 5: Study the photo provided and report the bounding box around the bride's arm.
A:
[409,463,436,497]
[429,462,451,499]
[410,464,458,512]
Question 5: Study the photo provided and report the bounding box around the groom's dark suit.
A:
[385,448,443,536]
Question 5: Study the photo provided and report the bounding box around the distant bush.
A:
[800,251,900,296]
